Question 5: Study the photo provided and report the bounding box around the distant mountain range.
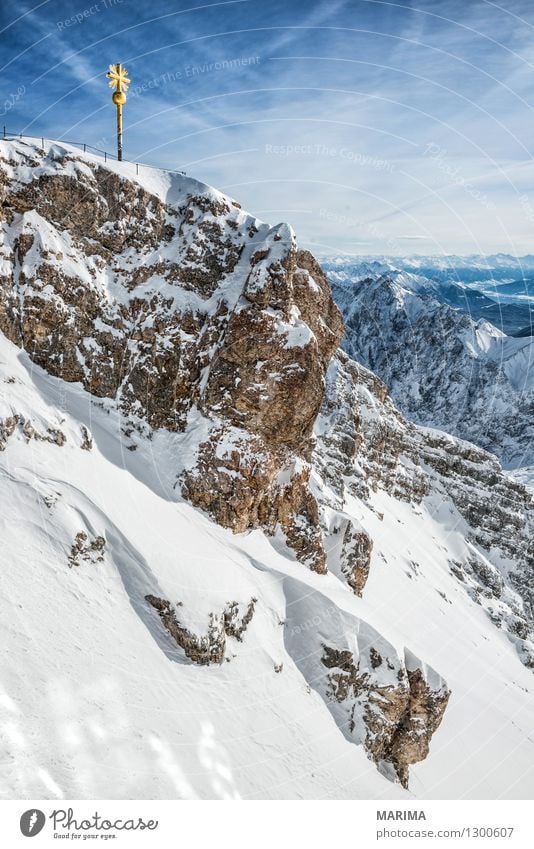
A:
[324,257,534,469]
[491,277,534,298]
[323,256,534,336]
[330,253,534,279]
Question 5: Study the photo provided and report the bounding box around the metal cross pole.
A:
[106,63,131,161]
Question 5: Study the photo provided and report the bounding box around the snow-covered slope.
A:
[0,333,402,800]
[328,265,534,469]
[1,141,533,800]
[1,333,533,800]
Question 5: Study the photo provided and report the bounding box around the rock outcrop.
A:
[321,644,450,788]
[0,140,342,573]
[313,351,534,667]
[145,594,257,665]
[0,413,66,450]
[68,531,106,568]
[285,588,450,789]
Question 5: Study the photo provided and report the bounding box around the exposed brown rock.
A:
[145,595,227,665]
[145,594,257,664]
[202,247,342,455]
[1,143,343,574]
[80,425,93,451]
[68,531,106,567]
[0,414,19,449]
[0,413,66,449]
[321,644,450,788]
[388,665,450,788]
[314,351,534,657]
[223,598,257,640]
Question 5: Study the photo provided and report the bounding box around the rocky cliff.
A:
[0,139,342,575]
[313,351,534,670]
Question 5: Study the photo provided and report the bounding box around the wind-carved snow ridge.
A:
[1,139,533,800]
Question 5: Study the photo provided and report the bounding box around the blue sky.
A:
[1,0,534,255]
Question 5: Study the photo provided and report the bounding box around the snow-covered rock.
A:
[0,139,343,575]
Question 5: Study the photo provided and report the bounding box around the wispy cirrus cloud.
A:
[1,0,533,254]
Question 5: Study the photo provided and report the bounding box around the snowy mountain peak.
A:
[1,140,533,800]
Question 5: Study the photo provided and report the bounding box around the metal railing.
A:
[2,126,186,177]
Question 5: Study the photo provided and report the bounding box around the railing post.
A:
[1,129,186,178]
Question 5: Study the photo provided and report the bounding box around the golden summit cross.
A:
[106,63,131,161]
